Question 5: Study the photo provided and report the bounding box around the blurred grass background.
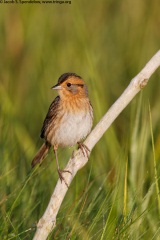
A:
[0,0,160,239]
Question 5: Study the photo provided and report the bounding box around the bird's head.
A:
[51,73,88,99]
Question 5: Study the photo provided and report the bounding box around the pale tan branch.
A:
[33,50,160,240]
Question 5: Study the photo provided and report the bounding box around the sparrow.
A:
[31,72,93,183]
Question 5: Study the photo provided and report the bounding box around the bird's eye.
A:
[67,83,71,87]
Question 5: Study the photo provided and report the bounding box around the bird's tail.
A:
[31,142,51,168]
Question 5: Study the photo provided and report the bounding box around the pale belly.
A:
[50,111,93,147]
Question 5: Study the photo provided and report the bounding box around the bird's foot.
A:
[77,142,90,158]
[57,168,72,187]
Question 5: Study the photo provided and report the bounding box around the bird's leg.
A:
[77,142,90,158]
[53,145,71,187]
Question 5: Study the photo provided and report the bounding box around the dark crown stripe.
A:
[58,73,82,85]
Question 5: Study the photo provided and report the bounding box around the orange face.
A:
[52,76,88,100]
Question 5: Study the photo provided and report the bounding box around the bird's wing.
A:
[40,96,60,139]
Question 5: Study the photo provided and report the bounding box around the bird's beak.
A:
[51,84,62,90]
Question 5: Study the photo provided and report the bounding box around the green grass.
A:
[0,1,160,239]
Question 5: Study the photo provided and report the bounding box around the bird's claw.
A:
[77,142,90,158]
[57,169,72,187]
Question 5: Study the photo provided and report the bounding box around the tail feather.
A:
[31,142,50,168]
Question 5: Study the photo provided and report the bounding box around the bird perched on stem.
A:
[31,73,93,185]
